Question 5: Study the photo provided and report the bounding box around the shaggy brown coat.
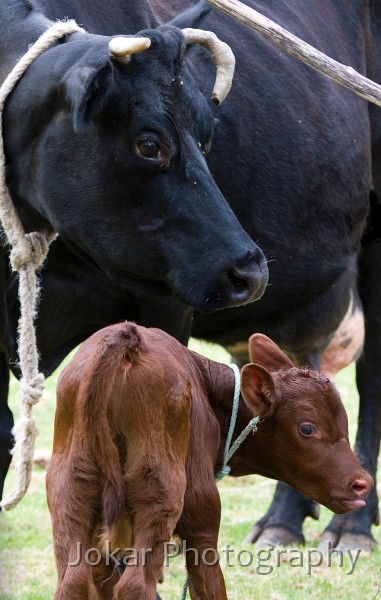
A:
[47,322,372,599]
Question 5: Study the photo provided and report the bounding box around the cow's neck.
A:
[0,2,51,83]
[34,0,160,36]
[149,0,183,23]
[0,0,159,83]
[110,0,160,31]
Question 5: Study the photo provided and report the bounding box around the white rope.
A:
[0,19,85,511]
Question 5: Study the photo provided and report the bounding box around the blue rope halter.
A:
[180,364,260,600]
[215,363,259,481]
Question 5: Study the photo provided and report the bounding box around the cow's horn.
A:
[181,28,235,105]
[109,36,151,62]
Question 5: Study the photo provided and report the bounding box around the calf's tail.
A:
[76,323,146,529]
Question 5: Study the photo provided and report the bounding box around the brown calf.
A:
[46,322,373,600]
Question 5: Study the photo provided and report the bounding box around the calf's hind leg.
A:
[113,474,186,600]
[47,455,104,600]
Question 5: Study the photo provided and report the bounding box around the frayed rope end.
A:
[0,416,39,511]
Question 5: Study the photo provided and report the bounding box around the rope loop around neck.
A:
[215,363,259,482]
[0,19,86,512]
[0,19,85,270]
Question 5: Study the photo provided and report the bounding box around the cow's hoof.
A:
[319,533,376,558]
[317,508,377,555]
[244,483,320,547]
[244,525,304,547]
[318,530,375,555]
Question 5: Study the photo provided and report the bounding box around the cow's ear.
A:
[63,63,112,132]
[168,0,211,29]
[241,363,277,419]
[248,334,294,372]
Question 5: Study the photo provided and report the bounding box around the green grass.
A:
[0,340,380,599]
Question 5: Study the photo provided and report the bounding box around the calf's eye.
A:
[299,423,316,437]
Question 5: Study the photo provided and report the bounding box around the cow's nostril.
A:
[200,249,269,310]
[228,266,249,291]
[352,479,369,496]
[224,253,269,307]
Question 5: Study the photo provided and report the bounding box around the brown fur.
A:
[47,323,373,600]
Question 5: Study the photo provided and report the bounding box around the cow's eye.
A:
[133,136,160,159]
[299,423,315,437]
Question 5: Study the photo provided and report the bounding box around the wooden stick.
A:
[207,0,381,108]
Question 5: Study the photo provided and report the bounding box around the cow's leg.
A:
[245,482,319,546]
[0,354,12,503]
[134,293,193,345]
[176,483,227,600]
[319,240,381,553]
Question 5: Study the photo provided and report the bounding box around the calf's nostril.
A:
[352,479,370,496]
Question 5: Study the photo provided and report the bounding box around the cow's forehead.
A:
[56,27,215,142]
[136,26,186,61]
[107,54,214,142]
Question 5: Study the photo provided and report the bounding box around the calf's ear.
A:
[248,334,294,372]
[241,363,277,419]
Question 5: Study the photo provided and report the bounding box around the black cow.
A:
[1,0,380,557]
[0,1,269,500]
[189,0,381,553]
